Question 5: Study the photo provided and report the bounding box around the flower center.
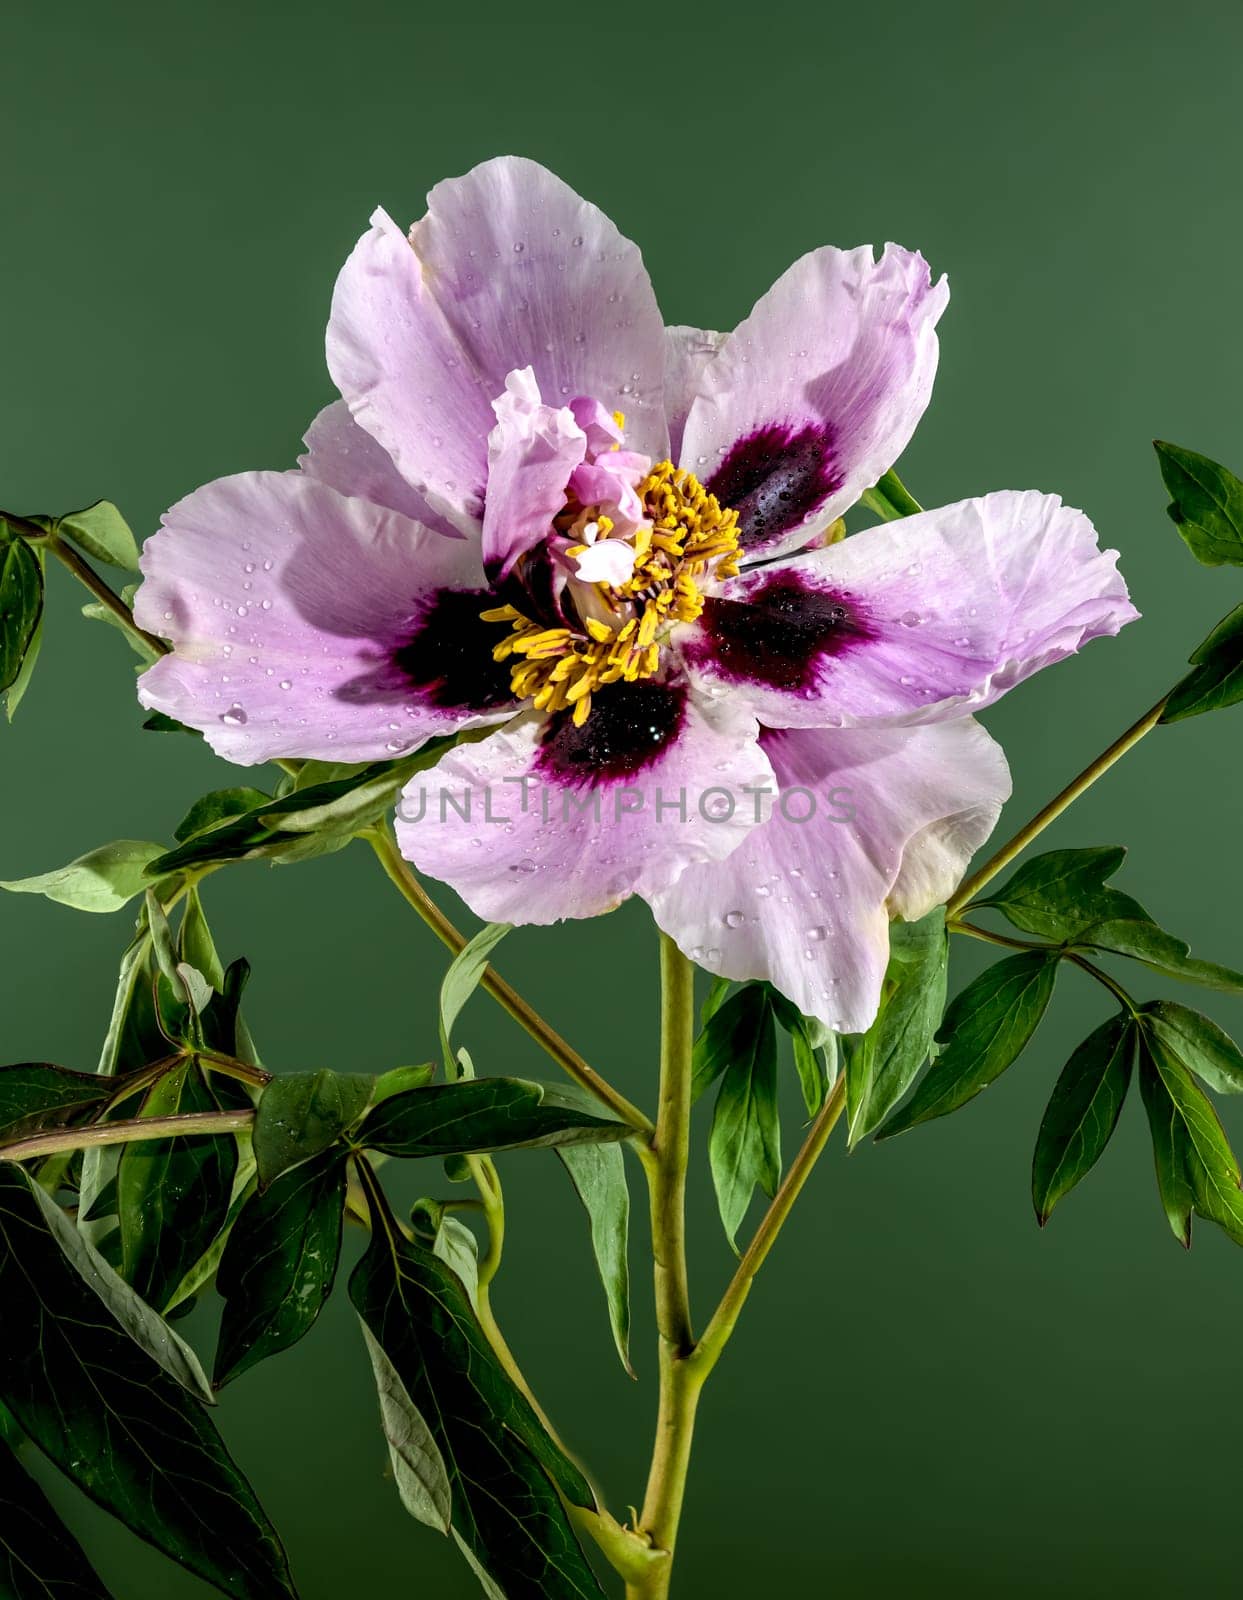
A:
[482,462,742,727]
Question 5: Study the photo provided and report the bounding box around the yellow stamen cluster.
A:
[482,461,742,726]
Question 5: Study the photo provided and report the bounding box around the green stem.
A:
[0,1108,251,1164]
[947,693,1169,918]
[43,529,168,660]
[367,827,654,1135]
[629,935,698,1599]
[948,918,1139,1013]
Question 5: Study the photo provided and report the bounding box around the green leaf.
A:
[0,1163,296,1600]
[147,738,475,876]
[0,1435,115,1598]
[1,841,167,914]
[861,467,924,521]
[214,1147,347,1388]
[1161,603,1243,722]
[439,922,512,1076]
[971,846,1144,940]
[252,1070,372,1188]
[163,1163,257,1317]
[411,1202,481,1308]
[708,992,780,1248]
[359,1077,629,1161]
[4,543,45,720]
[557,1141,632,1375]
[357,1321,452,1533]
[0,537,43,695]
[179,885,226,990]
[1077,917,1243,994]
[1032,1013,1136,1224]
[846,908,948,1144]
[1138,1025,1243,1246]
[691,983,767,1104]
[350,1194,604,1600]
[700,975,732,1026]
[1137,1001,1243,1094]
[877,952,1058,1138]
[0,1062,116,1143]
[57,501,140,571]
[371,1063,436,1106]
[143,711,201,737]
[116,1058,238,1311]
[1154,440,1243,567]
[175,788,274,843]
[765,986,833,1117]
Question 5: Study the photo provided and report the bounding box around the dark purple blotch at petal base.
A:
[393,588,517,711]
[692,575,873,692]
[706,422,844,551]
[538,679,687,786]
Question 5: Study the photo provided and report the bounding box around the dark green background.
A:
[5,2,1243,1593]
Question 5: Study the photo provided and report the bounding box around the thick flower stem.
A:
[366,827,654,1135]
[630,934,699,1597]
[0,1109,252,1164]
[946,692,1169,917]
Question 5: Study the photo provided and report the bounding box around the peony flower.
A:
[134,157,1137,1033]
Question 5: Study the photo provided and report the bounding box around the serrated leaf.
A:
[359,1077,629,1161]
[0,1163,296,1600]
[439,922,512,1076]
[0,537,43,695]
[708,993,780,1248]
[116,1058,238,1310]
[0,1436,115,1598]
[877,952,1058,1138]
[1138,1001,1243,1094]
[57,501,140,571]
[0,1062,116,1143]
[557,1141,632,1374]
[357,1321,452,1533]
[1032,1013,1136,1223]
[251,1070,372,1187]
[350,1192,604,1600]
[214,1148,347,1387]
[846,908,948,1144]
[1161,603,1243,722]
[1154,440,1243,567]
[1,840,166,914]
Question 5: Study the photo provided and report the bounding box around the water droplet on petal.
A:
[724,910,745,929]
[219,703,248,726]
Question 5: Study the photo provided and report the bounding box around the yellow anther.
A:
[479,459,741,725]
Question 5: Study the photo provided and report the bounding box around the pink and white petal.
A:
[648,719,1011,1034]
[396,681,774,925]
[680,490,1137,729]
[298,400,465,541]
[679,245,947,560]
[407,156,670,461]
[664,325,725,464]
[134,472,515,767]
[481,368,587,579]
[327,207,493,538]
